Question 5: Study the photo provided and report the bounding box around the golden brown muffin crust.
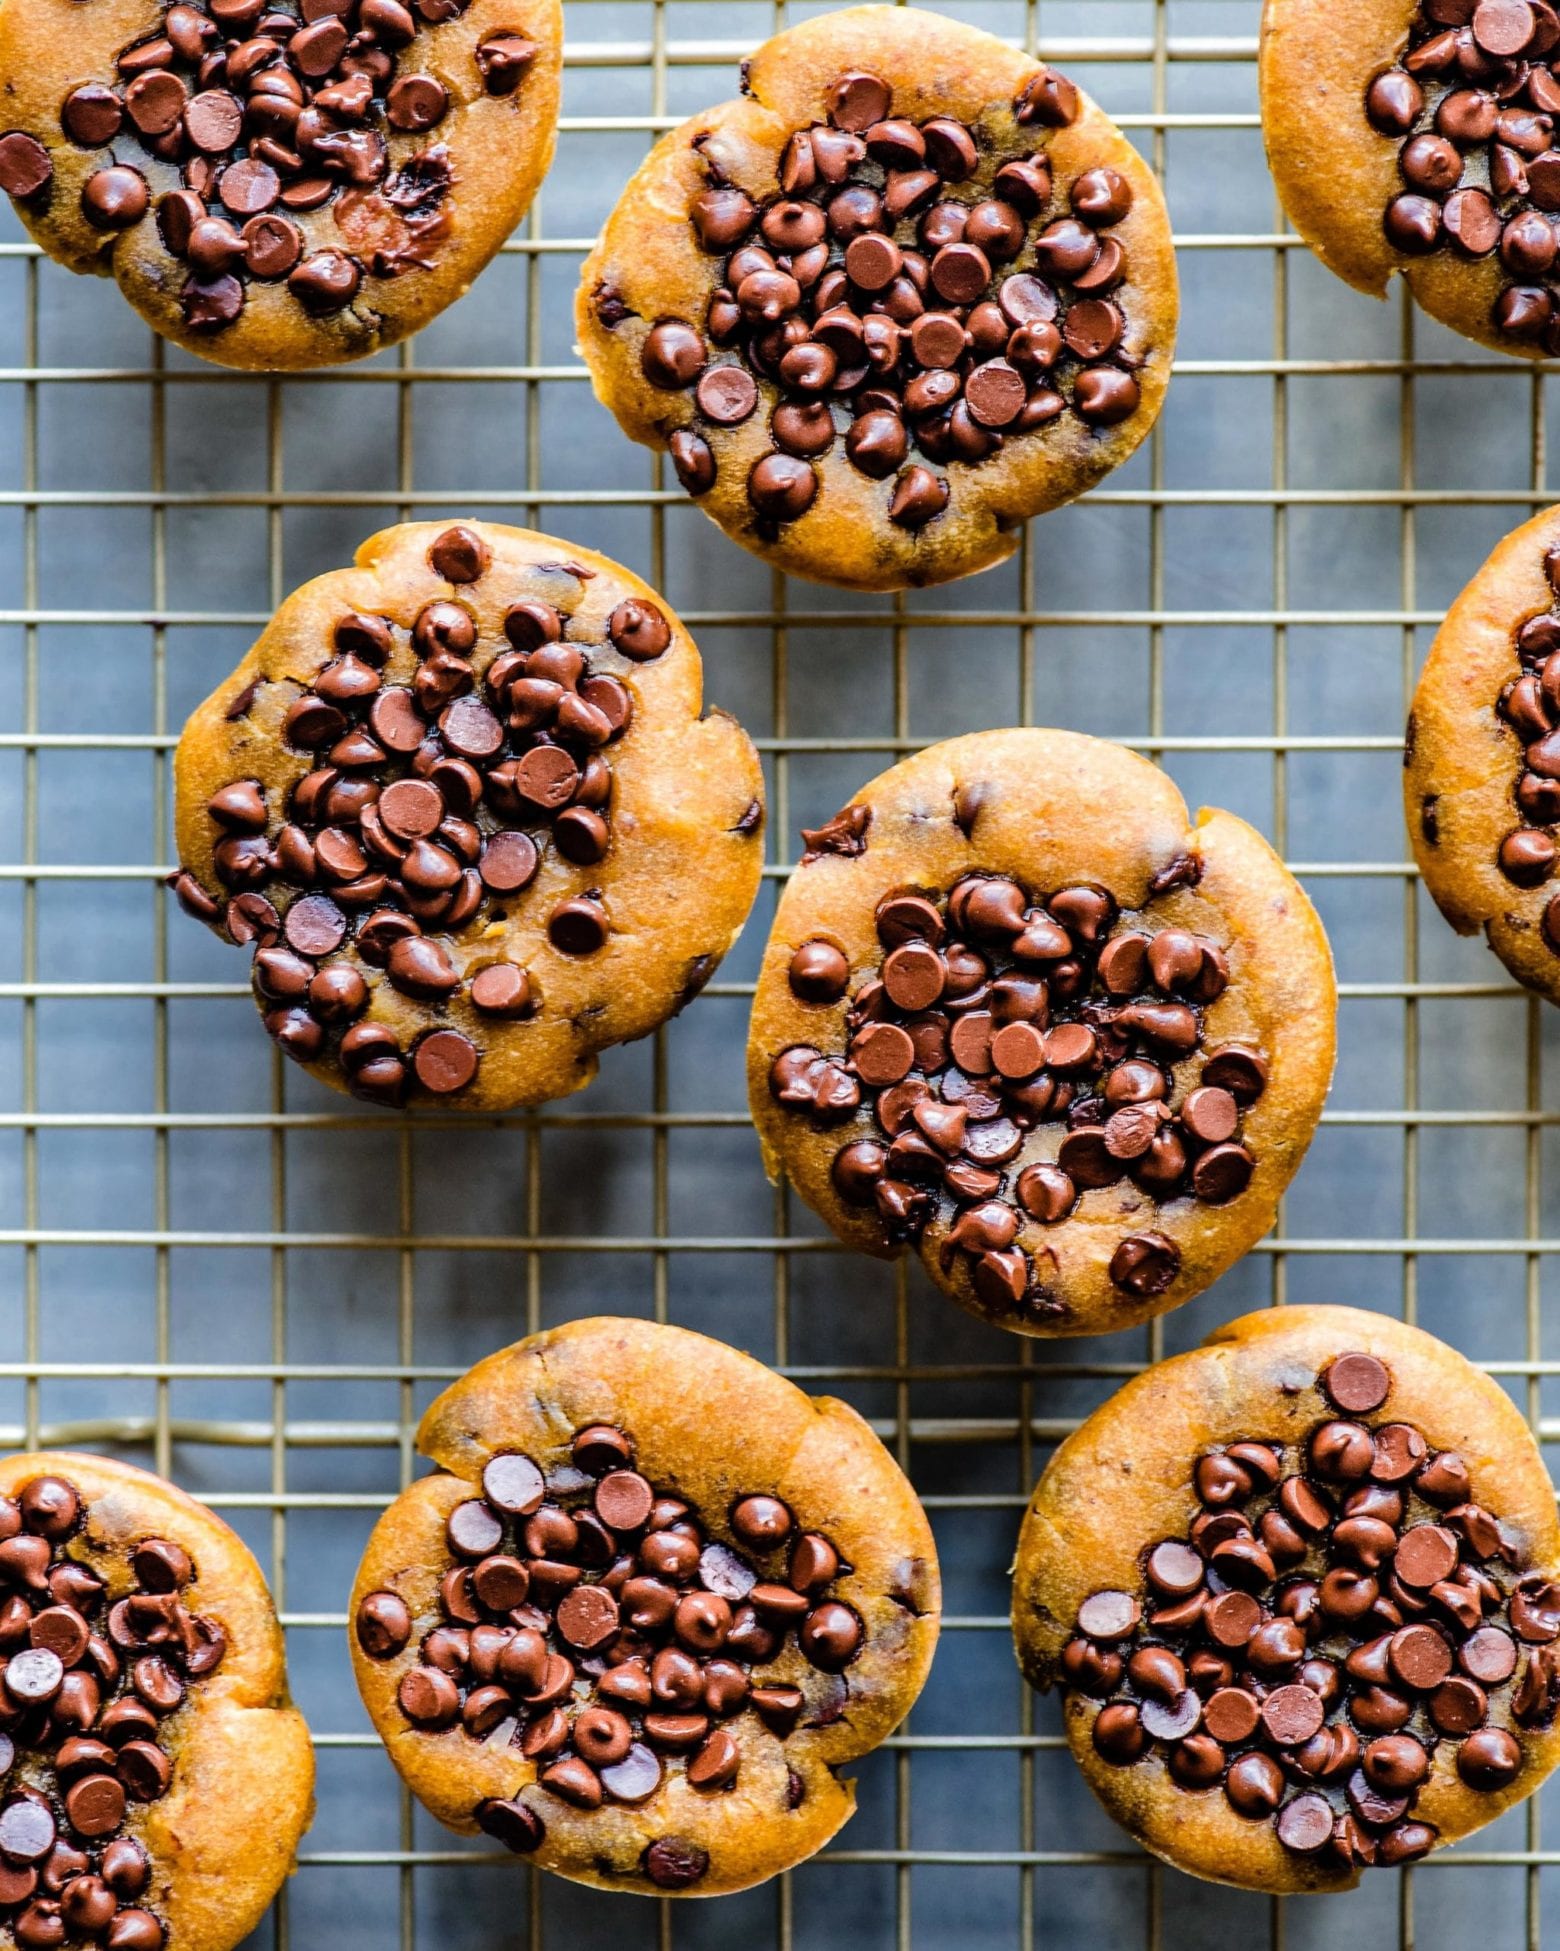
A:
[746,730,1336,1339]
[577,6,1177,592]
[1261,0,1560,357]
[1012,1306,1560,1892]
[0,0,561,371]
[0,1450,313,1950]
[171,520,765,1111]
[1405,504,1560,1003]
[349,1317,941,1897]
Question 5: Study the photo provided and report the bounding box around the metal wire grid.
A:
[3,0,1560,1945]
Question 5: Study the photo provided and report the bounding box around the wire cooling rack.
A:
[5,0,1560,1945]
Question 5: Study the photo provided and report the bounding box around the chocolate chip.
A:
[482,1452,544,1515]
[642,319,704,388]
[356,1591,412,1658]
[288,249,360,313]
[0,1803,55,1863]
[386,935,459,998]
[82,166,149,229]
[182,87,243,152]
[1323,1351,1392,1414]
[548,897,608,955]
[422,525,487,586]
[608,598,671,661]
[234,212,300,279]
[398,1666,459,1727]
[670,430,716,493]
[387,75,449,132]
[830,69,891,132]
[180,269,242,330]
[1074,367,1141,425]
[62,88,124,149]
[748,453,817,520]
[413,1029,478,1095]
[1077,1590,1139,1641]
[1276,1791,1334,1854]
[477,33,538,94]
[643,1838,709,1889]
[1015,67,1080,127]
[790,940,850,1002]
[888,465,948,528]
[477,1796,545,1852]
[214,158,277,218]
[1109,1231,1180,1296]
[595,1470,654,1532]
[1091,1701,1147,1764]
[1458,1725,1522,1788]
[696,362,760,426]
[1190,1142,1255,1203]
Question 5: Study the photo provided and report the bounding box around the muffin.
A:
[577,5,1176,591]
[1406,502,1560,1002]
[169,520,765,1110]
[0,1450,313,1947]
[1013,1305,1560,1890]
[0,0,560,369]
[349,1317,940,1895]
[747,729,1335,1338]
[1263,0,1560,356]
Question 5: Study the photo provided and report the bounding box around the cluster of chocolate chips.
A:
[768,868,1264,1316]
[170,526,673,1103]
[1491,537,1560,937]
[627,62,1143,532]
[356,1424,864,1890]
[0,1474,227,1949]
[1063,1352,1558,1871]
[0,0,538,334]
[1368,0,1560,347]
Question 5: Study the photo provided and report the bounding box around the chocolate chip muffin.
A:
[1261,0,1560,356]
[0,1450,313,1948]
[1013,1305,1560,1891]
[746,730,1335,1339]
[576,6,1177,592]
[0,0,560,371]
[169,521,765,1109]
[1403,505,1560,1002]
[349,1317,940,1897]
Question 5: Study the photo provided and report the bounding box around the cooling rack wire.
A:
[1,0,1556,1944]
